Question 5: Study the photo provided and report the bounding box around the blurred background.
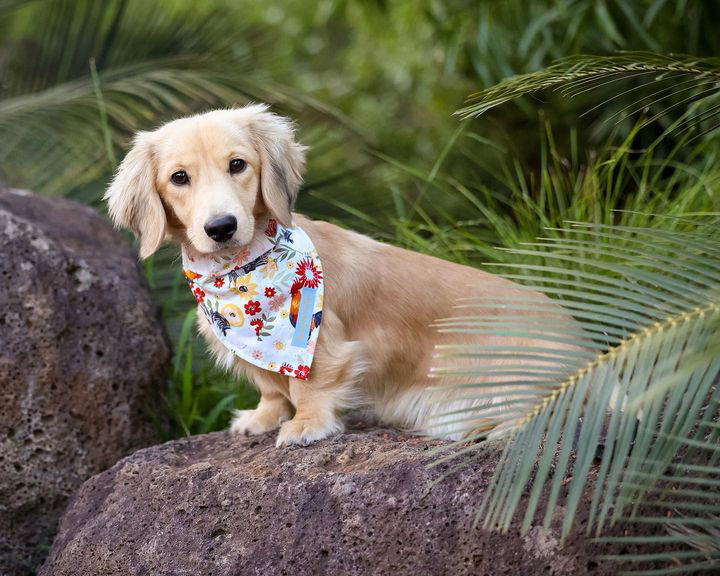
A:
[2,0,719,436]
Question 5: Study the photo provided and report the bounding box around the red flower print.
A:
[193,287,205,303]
[264,286,276,298]
[290,279,304,295]
[265,218,278,238]
[214,277,225,288]
[250,318,263,336]
[295,258,322,289]
[279,363,293,376]
[234,265,240,271]
[294,365,310,380]
[244,300,261,315]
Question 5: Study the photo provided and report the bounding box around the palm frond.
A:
[431,219,720,572]
[598,424,720,574]
[0,0,363,198]
[0,57,251,190]
[456,53,720,139]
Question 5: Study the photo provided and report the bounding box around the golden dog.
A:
[105,104,570,447]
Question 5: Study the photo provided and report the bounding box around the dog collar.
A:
[181,219,323,380]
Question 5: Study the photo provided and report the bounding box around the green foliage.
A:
[426,45,720,574]
[2,0,720,571]
[163,309,258,438]
[372,112,720,268]
[457,52,720,149]
[1,0,253,196]
[432,221,720,574]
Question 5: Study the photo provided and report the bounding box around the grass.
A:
[164,315,258,438]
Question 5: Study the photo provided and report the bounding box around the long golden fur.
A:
[105,104,570,447]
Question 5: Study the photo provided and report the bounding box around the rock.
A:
[0,188,169,576]
[39,420,656,576]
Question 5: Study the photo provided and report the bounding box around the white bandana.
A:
[182,219,323,380]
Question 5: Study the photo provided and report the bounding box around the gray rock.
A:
[0,188,169,576]
[39,420,656,576]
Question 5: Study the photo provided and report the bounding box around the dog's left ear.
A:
[246,105,306,227]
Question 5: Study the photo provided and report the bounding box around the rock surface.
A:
[40,420,650,576]
[0,188,169,576]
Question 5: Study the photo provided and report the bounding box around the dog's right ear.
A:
[245,105,306,228]
[104,132,166,259]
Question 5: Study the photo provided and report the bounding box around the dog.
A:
[105,104,575,447]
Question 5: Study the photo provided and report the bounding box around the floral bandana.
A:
[181,219,323,380]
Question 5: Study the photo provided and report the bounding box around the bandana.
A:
[181,219,323,380]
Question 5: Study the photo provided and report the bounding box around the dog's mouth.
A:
[183,224,256,259]
[187,235,246,257]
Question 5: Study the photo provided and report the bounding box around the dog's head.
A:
[104,105,306,258]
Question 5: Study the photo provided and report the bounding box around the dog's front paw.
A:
[275,416,342,447]
[230,408,289,436]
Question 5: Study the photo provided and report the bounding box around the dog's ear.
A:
[246,105,306,227]
[104,132,166,259]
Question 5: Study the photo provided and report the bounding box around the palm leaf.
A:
[456,53,720,139]
[0,0,277,197]
[430,219,720,572]
[598,426,720,574]
[0,0,362,198]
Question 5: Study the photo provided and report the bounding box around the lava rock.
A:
[40,420,645,576]
[0,187,169,575]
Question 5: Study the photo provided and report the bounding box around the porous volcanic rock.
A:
[0,187,169,575]
[40,420,651,576]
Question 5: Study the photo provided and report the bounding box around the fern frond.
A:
[431,219,720,568]
[0,50,288,196]
[598,426,720,574]
[0,0,321,197]
[456,53,720,134]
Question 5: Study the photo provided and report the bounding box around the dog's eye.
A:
[229,159,247,174]
[171,171,189,186]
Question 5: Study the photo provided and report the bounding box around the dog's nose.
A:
[204,215,237,243]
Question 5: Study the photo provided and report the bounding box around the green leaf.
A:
[457,53,720,141]
[432,219,720,573]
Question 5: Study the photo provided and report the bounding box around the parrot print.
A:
[289,279,322,338]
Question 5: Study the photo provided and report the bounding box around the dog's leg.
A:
[274,377,345,447]
[275,311,368,447]
[230,371,292,436]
